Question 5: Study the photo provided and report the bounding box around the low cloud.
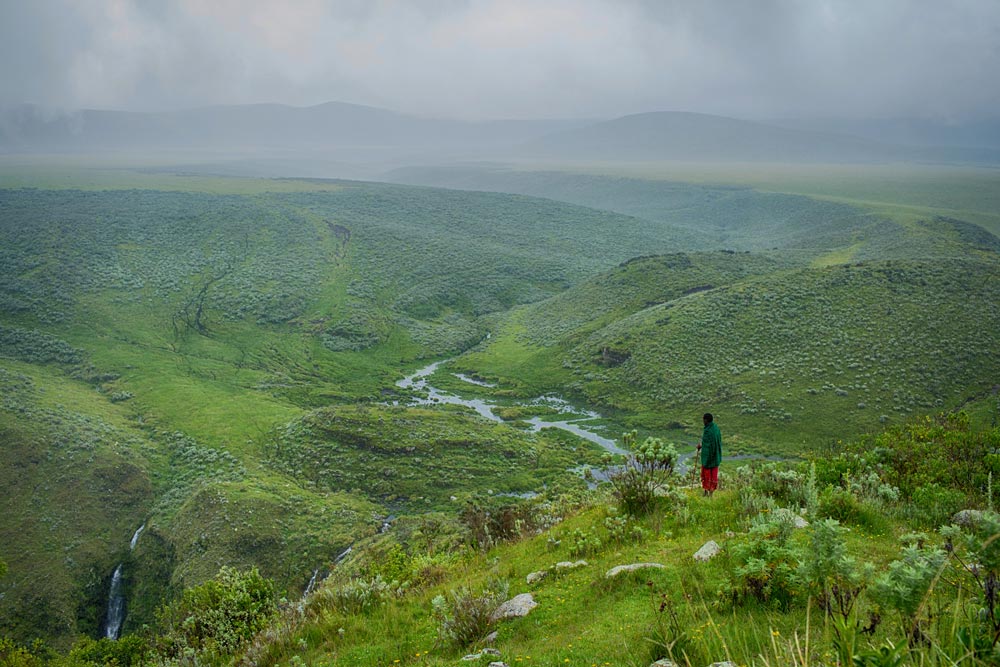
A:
[1,0,998,120]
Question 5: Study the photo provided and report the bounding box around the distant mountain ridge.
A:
[520,110,1000,164]
[2,101,998,165]
[0,101,591,154]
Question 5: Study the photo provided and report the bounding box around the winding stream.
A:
[396,361,629,455]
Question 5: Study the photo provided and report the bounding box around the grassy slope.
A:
[0,361,154,645]
[252,486,906,667]
[0,175,696,644]
[2,161,998,648]
[456,247,1000,452]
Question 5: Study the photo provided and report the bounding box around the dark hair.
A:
[703,413,713,423]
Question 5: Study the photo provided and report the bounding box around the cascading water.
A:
[129,524,144,550]
[303,569,320,597]
[103,565,126,639]
[103,524,145,640]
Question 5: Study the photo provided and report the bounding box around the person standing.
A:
[697,413,722,497]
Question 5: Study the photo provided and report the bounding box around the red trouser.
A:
[701,466,719,491]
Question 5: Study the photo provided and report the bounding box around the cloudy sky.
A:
[2,0,998,121]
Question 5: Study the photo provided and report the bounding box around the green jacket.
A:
[701,422,722,468]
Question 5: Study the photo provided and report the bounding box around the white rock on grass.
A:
[481,648,501,657]
[650,659,677,667]
[953,509,988,527]
[526,570,549,585]
[488,663,509,667]
[605,563,665,578]
[709,662,737,667]
[527,560,588,585]
[693,540,721,562]
[772,507,809,528]
[555,560,588,571]
[491,593,537,622]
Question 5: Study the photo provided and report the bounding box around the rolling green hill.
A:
[454,251,1000,450]
[0,177,694,645]
[2,166,999,651]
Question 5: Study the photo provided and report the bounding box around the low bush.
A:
[431,579,509,647]
[607,431,679,516]
[154,566,277,662]
[718,512,802,610]
[308,575,407,616]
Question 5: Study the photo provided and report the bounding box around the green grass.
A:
[459,255,1000,452]
[2,160,999,651]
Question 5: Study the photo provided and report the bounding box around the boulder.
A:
[953,509,988,527]
[693,540,721,562]
[709,662,737,667]
[650,659,678,667]
[554,560,588,571]
[482,648,501,657]
[605,563,665,578]
[484,630,499,644]
[488,663,509,667]
[461,654,482,661]
[491,593,537,622]
[772,507,809,528]
[526,570,549,585]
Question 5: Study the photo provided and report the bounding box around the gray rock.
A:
[483,630,499,644]
[554,560,588,571]
[605,563,665,578]
[488,663,509,667]
[526,570,549,585]
[650,659,677,667]
[482,648,501,657]
[709,662,737,667]
[461,653,482,661]
[693,540,721,562]
[491,593,537,622]
[953,509,987,527]
[772,507,809,528]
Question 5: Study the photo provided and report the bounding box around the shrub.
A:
[604,510,648,544]
[607,431,679,516]
[818,485,862,523]
[718,512,802,609]
[736,484,778,521]
[431,580,508,647]
[0,638,45,667]
[943,512,1000,648]
[799,519,871,620]
[871,533,947,642]
[361,543,414,585]
[308,575,407,616]
[752,463,805,506]
[65,636,149,667]
[906,483,966,527]
[154,566,276,661]
[568,528,603,557]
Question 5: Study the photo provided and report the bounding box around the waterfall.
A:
[303,569,320,597]
[104,565,125,639]
[129,524,145,550]
[103,523,145,640]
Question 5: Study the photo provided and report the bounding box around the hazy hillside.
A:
[387,166,968,259]
[0,177,694,644]
[2,169,998,650]
[513,111,1000,164]
[768,116,1000,150]
[0,102,590,155]
[455,246,1000,447]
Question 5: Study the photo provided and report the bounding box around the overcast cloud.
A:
[1,0,998,120]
